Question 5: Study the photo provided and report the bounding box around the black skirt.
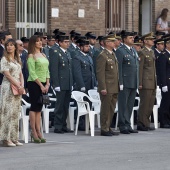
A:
[27,81,46,112]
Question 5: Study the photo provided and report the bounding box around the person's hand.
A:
[139,85,142,89]
[55,87,61,92]
[94,87,97,90]
[101,89,107,95]
[40,85,46,93]
[162,86,168,92]
[81,87,86,92]
[45,84,50,93]
[120,85,123,91]
[18,87,25,95]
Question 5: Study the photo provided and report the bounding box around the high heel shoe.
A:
[30,133,41,143]
[39,138,46,143]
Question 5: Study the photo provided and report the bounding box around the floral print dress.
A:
[0,57,22,141]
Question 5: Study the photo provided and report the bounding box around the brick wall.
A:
[125,0,139,32]
[48,0,106,36]
[5,0,16,38]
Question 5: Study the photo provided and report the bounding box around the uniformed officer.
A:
[85,32,97,57]
[115,31,139,134]
[108,32,122,51]
[72,39,97,92]
[157,37,170,128]
[137,32,157,131]
[155,31,166,40]
[96,35,119,136]
[154,38,165,85]
[68,30,81,53]
[49,35,73,133]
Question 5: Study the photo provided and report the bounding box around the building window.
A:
[16,0,47,38]
[105,0,125,33]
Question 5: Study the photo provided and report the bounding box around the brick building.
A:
[0,0,170,38]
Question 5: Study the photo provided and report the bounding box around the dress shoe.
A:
[109,130,119,136]
[137,125,148,131]
[147,127,155,131]
[160,124,170,128]
[120,130,130,134]
[13,141,23,146]
[54,129,64,134]
[62,128,73,133]
[3,141,16,147]
[128,129,138,133]
[101,130,113,136]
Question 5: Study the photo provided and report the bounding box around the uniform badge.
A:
[169,58,170,60]
[128,62,130,64]
[111,66,113,69]
[59,53,61,56]
[63,63,65,66]
[54,50,57,52]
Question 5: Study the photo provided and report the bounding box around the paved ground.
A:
[0,126,170,170]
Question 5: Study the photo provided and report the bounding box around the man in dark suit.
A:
[85,32,97,57]
[49,35,73,134]
[157,37,170,128]
[137,32,157,131]
[115,31,139,134]
[96,35,119,136]
[0,31,12,85]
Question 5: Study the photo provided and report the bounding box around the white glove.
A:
[55,87,61,92]
[81,87,86,92]
[71,86,73,91]
[94,87,97,90]
[120,85,123,91]
[162,86,168,92]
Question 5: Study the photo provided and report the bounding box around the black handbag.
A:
[38,93,50,105]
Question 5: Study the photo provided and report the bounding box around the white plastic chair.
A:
[88,89,101,128]
[42,97,56,133]
[72,91,99,136]
[114,102,119,130]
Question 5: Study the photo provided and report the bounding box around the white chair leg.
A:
[68,106,76,131]
[153,105,158,129]
[23,116,29,144]
[115,112,118,130]
[89,111,95,136]
[85,114,89,134]
[130,110,134,130]
[75,116,80,135]
[97,114,101,128]
[43,109,50,133]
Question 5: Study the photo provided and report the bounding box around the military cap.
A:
[155,31,166,36]
[154,38,164,44]
[58,35,69,42]
[76,39,89,46]
[132,31,138,36]
[162,33,170,39]
[164,37,170,43]
[103,34,116,41]
[142,32,155,40]
[134,36,142,45]
[85,32,96,39]
[70,30,81,36]
[121,30,134,38]
[97,36,104,41]
[53,29,60,35]
[55,31,66,39]
[108,31,114,35]
[47,35,55,40]
[20,37,29,43]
